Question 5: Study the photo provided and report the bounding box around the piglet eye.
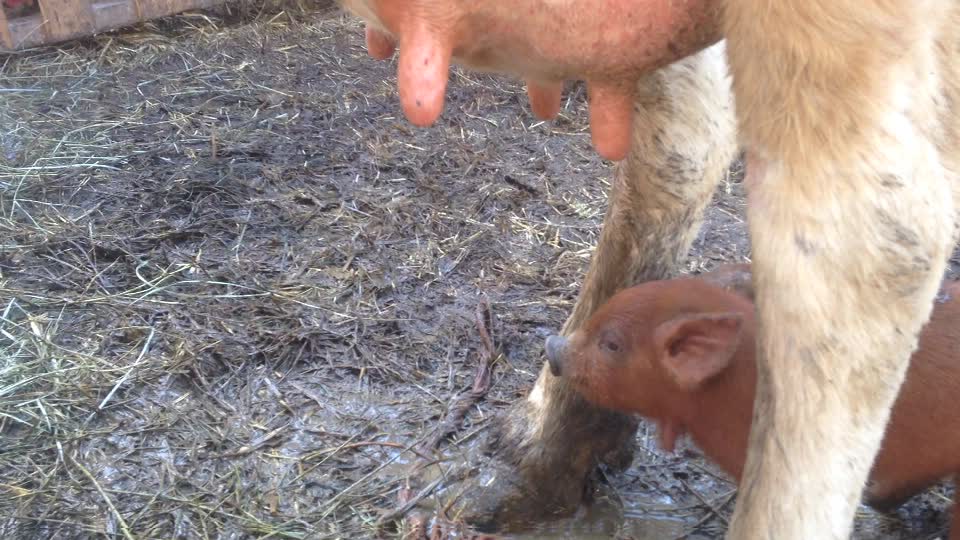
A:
[600,340,620,353]
[598,331,622,354]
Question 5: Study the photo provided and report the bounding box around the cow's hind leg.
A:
[420,43,737,532]
[724,1,956,538]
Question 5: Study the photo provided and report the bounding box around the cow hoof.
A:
[390,395,638,537]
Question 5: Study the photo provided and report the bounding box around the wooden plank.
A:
[38,0,96,41]
[0,0,219,49]
[6,13,44,48]
[91,0,138,32]
[135,0,213,21]
[0,5,14,49]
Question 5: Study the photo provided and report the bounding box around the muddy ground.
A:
[0,3,956,539]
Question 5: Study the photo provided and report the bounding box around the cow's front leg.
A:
[724,2,956,538]
[424,43,737,533]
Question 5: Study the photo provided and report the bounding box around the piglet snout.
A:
[545,335,569,377]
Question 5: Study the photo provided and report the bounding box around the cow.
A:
[336,1,960,538]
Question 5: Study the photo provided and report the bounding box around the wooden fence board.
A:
[91,0,139,31]
[0,0,218,50]
[0,6,13,49]
[5,13,44,49]
[38,0,96,41]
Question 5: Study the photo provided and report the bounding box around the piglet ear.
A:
[653,313,743,391]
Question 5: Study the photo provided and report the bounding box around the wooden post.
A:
[6,14,46,49]
[0,7,14,49]
[0,0,221,50]
[38,0,96,41]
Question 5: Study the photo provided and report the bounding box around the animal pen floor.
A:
[1,3,957,539]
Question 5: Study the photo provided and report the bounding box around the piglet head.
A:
[546,280,745,418]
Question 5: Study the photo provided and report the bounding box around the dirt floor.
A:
[1,3,957,539]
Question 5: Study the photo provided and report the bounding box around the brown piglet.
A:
[545,265,960,536]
